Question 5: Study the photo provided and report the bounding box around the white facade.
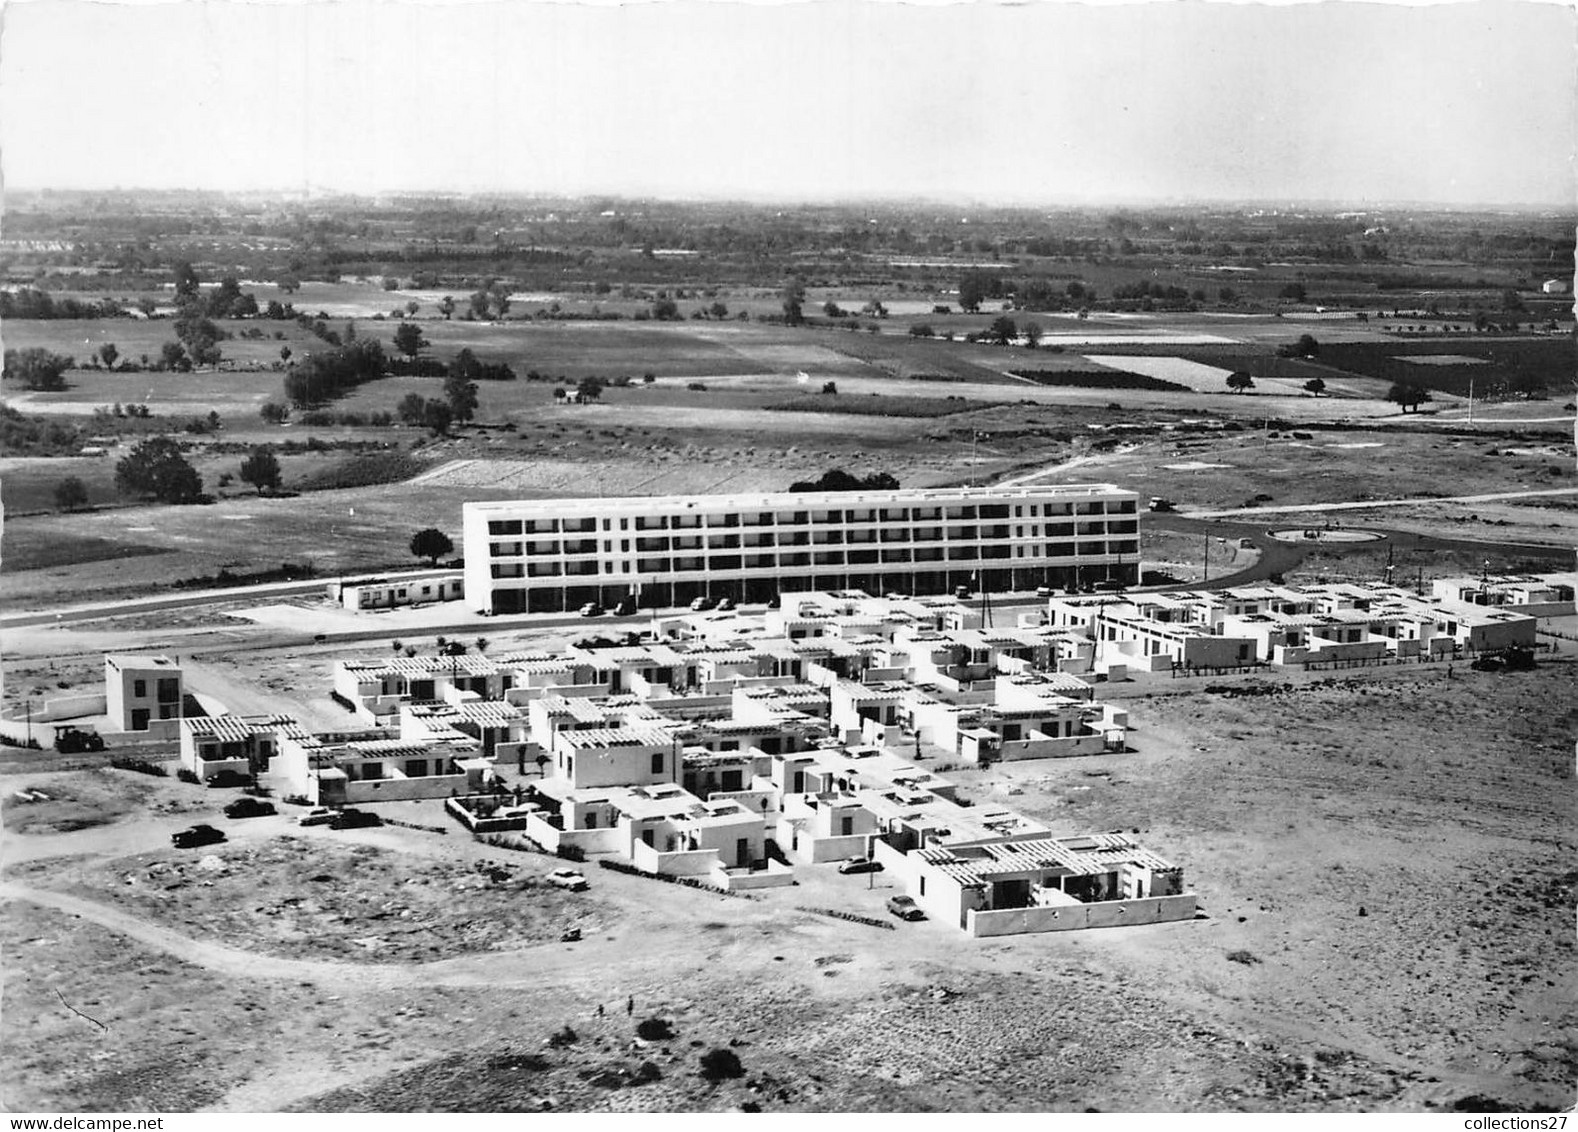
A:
[104,654,183,734]
[463,484,1141,614]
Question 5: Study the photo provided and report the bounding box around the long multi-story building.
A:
[462,484,1142,614]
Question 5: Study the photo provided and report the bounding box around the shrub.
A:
[699,1047,744,1083]
[1226,949,1261,966]
[547,1025,578,1048]
[110,757,168,778]
[176,768,201,784]
[636,1017,674,1041]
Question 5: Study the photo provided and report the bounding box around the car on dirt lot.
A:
[224,796,277,819]
[837,857,883,875]
[689,595,716,611]
[329,808,383,830]
[546,868,589,891]
[612,598,638,616]
[579,602,605,617]
[886,895,925,921]
[715,597,735,612]
[172,824,227,849]
[297,807,338,827]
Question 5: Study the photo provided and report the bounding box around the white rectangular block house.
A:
[463,484,1141,614]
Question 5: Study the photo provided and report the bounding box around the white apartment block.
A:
[462,484,1141,615]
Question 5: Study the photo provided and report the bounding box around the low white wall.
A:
[632,840,718,876]
[995,733,1107,762]
[31,694,108,722]
[967,892,1198,936]
[345,773,468,804]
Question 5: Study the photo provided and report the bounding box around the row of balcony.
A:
[490,540,1140,577]
[489,522,1139,558]
[484,500,1136,537]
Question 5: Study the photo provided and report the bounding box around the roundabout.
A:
[1267,527,1387,544]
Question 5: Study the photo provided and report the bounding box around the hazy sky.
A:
[2,0,1573,207]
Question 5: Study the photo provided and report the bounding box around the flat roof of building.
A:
[464,483,1136,517]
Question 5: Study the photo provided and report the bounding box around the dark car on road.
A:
[172,824,227,849]
[224,796,277,819]
[329,808,383,830]
[837,857,883,875]
[886,895,926,921]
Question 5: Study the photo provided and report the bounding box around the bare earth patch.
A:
[55,838,616,962]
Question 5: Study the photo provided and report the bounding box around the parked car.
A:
[329,808,383,830]
[612,598,638,616]
[1035,585,1054,598]
[689,595,715,611]
[953,585,973,600]
[546,867,589,891]
[172,824,227,849]
[715,596,735,612]
[297,807,338,827]
[579,602,605,617]
[837,857,883,875]
[886,895,925,921]
[53,726,104,754]
[224,796,277,819]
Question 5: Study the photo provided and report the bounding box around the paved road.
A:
[0,567,461,629]
[1186,486,1578,520]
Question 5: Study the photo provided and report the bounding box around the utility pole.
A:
[1202,531,1210,583]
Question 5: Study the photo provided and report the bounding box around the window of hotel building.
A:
[488,520,523,536]
[133,679,146,698]
[651,752,664,774]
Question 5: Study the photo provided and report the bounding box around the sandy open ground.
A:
[3,656,1571,1112]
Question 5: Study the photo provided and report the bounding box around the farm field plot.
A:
[3,318,320,375]
[1085,355,1310,396]
[1036,426,1574,523]
[411,457,799,498]
[1316,338,1572,398]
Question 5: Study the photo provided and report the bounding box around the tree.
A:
[115,437,203,503]
[987,315,1017,345]
[709,301,728,319]
[1022,321,1043,349]
[469,290,492,320]
[55,476,89,511]
[422,399,453,435]
[259,401,289,424]
[393,322,428,358]
[443,369,479,424]
[1387,382,1431,413]
[822,381,838,395]
[781,277,806,325]
[1226,371,1255,393]
[161,341,189,371]
[1292,333,1320,358]
[1303,377,1326,396]
[410,528,454,566]
[3,348,72,390]
[493,292,512,320]
[1278,282,1307,302]
[651,298,681,321]
[280,345,292,364]
[576,377,604,403]
[398,392,428,425]
[405,300,420,317]
[98,343,119,371]
[238,447,282,494]
[909,323,934,338]
[438,295,456,320]
[172,260,200,300]
[1218,286,1237,303]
